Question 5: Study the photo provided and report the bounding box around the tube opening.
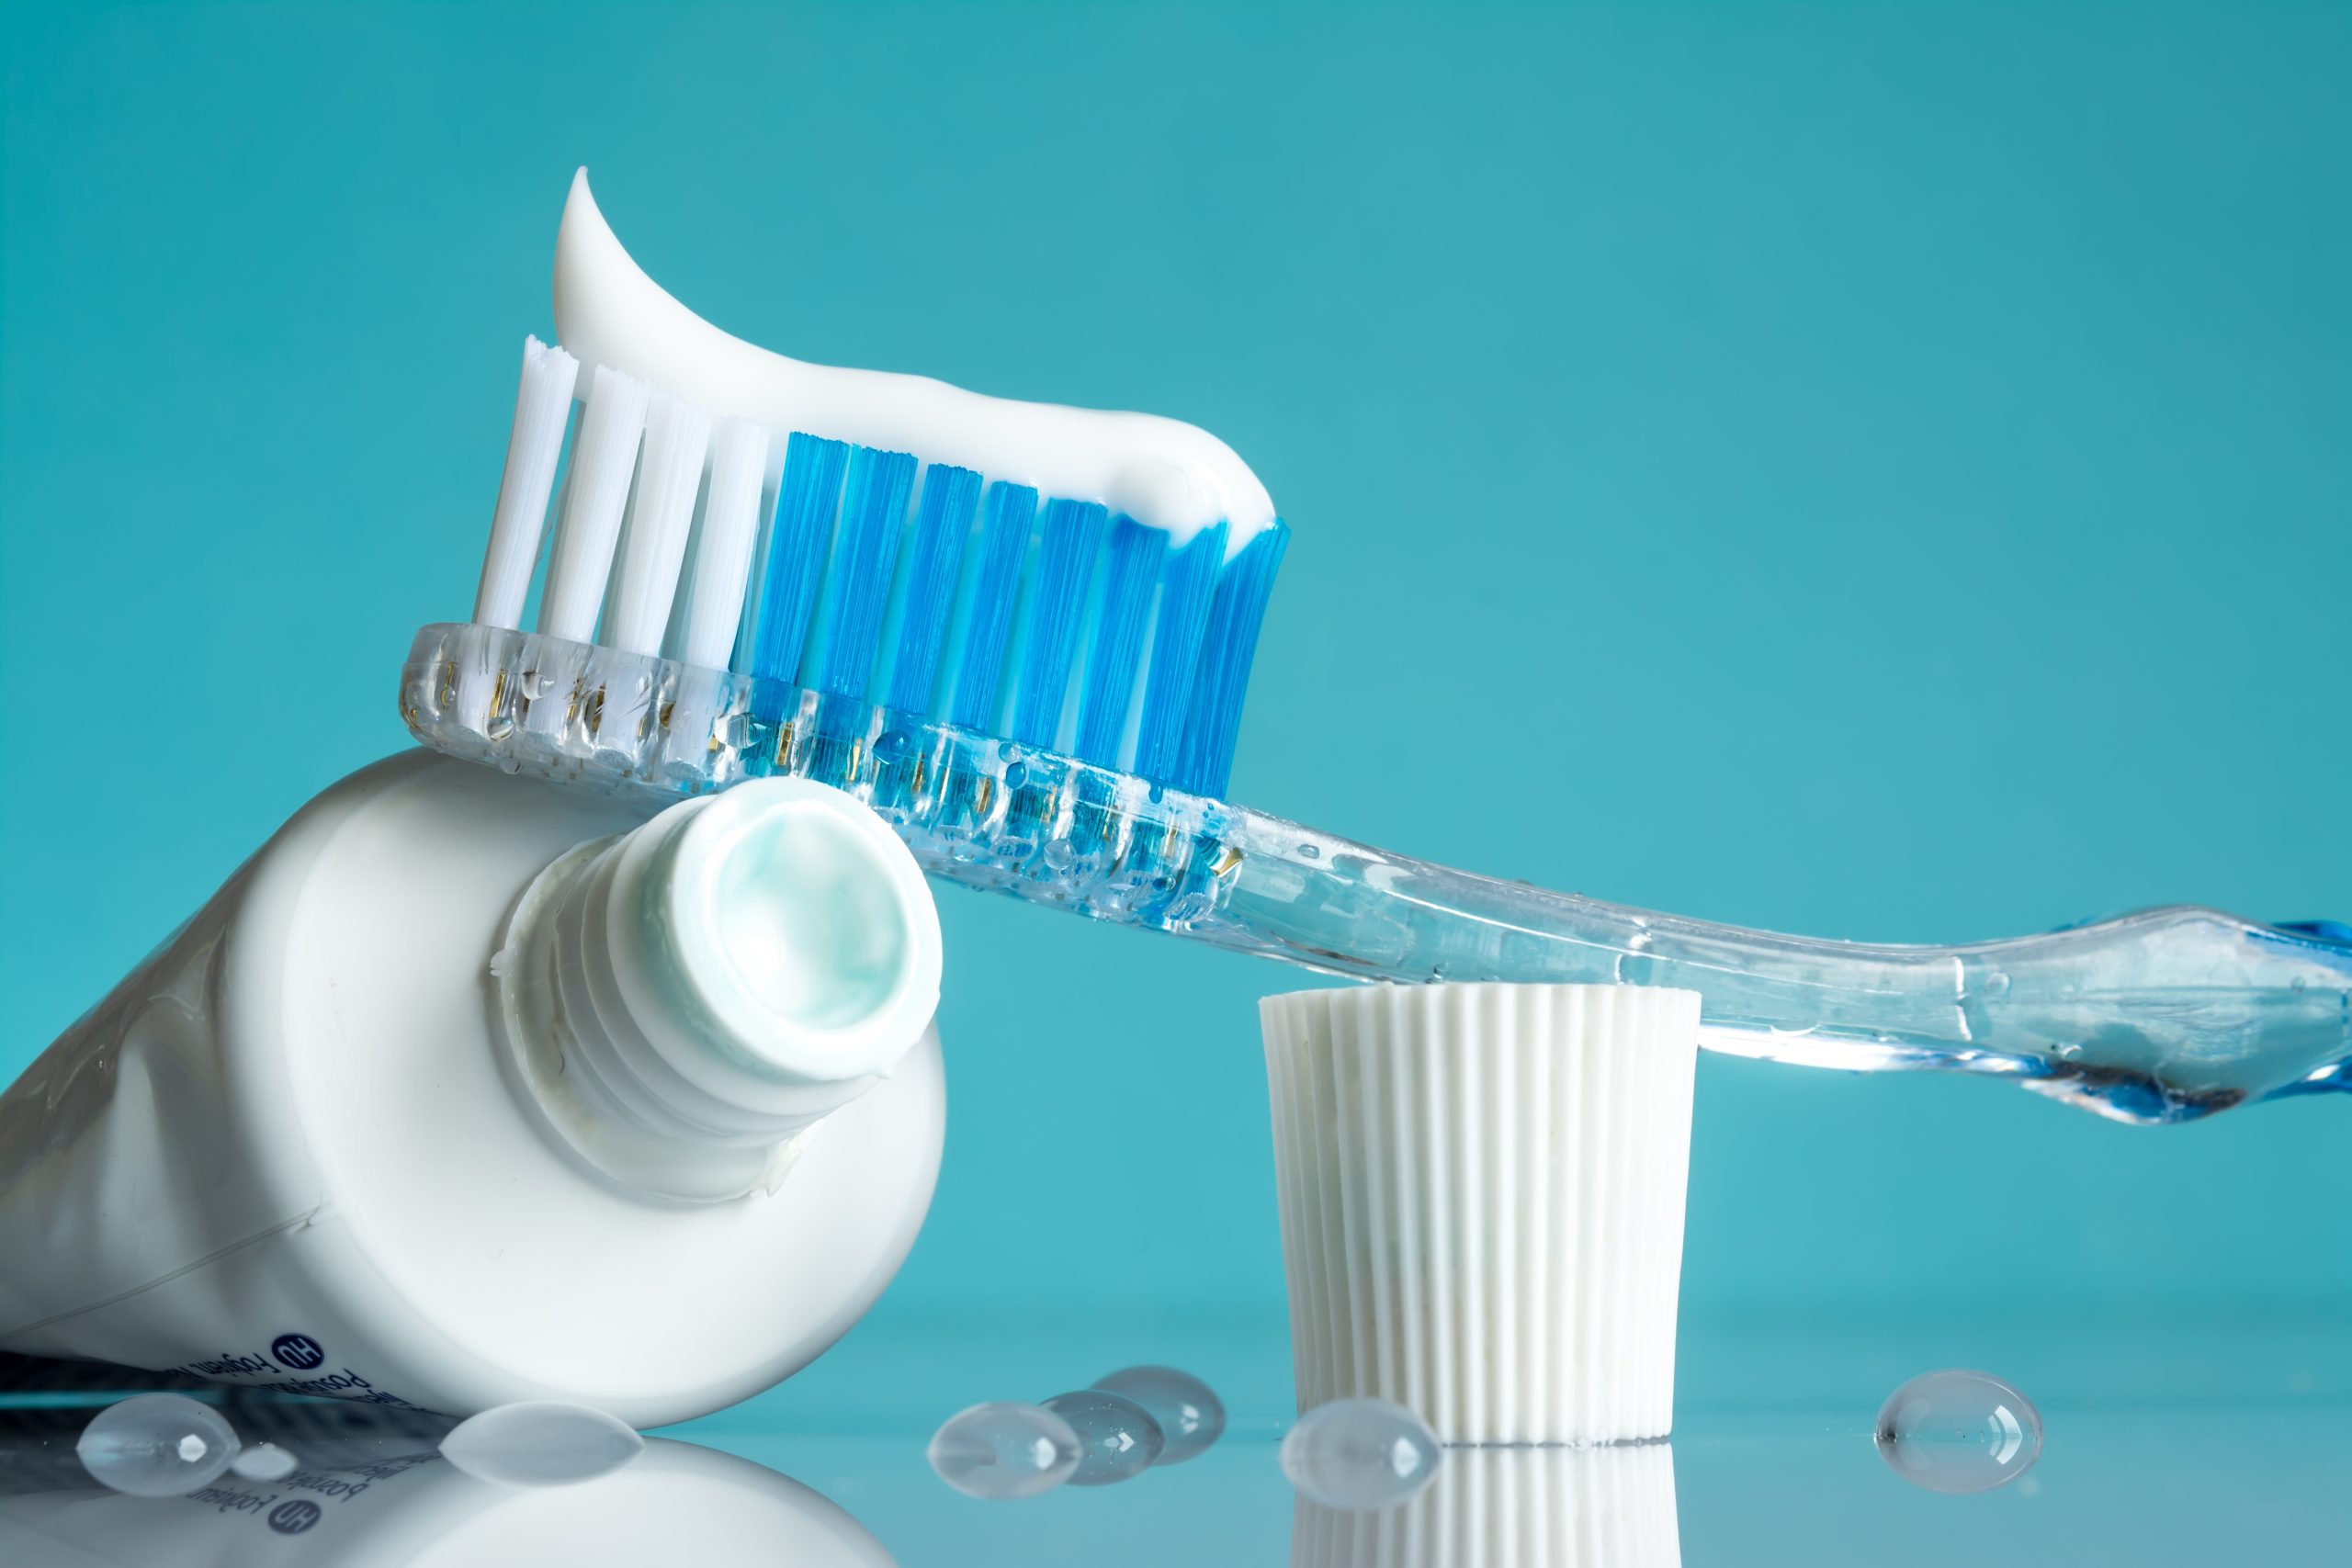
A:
[709,807,912,1034]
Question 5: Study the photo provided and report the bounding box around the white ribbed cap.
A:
[1261,982,1701,1444]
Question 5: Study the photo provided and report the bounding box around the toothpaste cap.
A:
[1261,982,1701,1444]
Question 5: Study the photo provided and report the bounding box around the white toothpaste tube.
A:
[0,750,944,1427]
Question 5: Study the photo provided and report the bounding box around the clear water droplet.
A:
[1040,1390,1164,1486]
[926,1402,1082,1499]
[77,1394,242,1497]
[231,1442,299,1481]
[484,714,515,742]
[1298,842,1321,860]
[439,1401,643,1488]
[1874,1369,2043,1493]
[1281,1398,1442,1511]
[1090,1366,1225,1465]
[1004,762,1029,790]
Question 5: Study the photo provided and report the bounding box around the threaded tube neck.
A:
[494,779,941,1201]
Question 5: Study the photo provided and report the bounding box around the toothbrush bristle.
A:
[747,433,850,717]
[604,392,713,657]
[1131,523,1227,784]
[1172,521,1289,796]
[944,482,1038,733]
[479,348,1286,797]
[472,337,579,628]
[1076,518,1167,768]
[675,418,771,671]
[538,366,651,643]
[878,465,982,714]
[1009,499,1111,751]
[808,446,919,700]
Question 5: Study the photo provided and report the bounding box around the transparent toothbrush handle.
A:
[1196,809,2352,1123]
[401,622,2352,1125]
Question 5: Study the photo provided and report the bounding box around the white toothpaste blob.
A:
[550,168,1276,552]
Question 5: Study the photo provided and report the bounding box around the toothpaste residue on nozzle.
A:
[551,168,1277,555]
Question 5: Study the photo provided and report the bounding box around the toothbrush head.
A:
[436,334,1287,803]
[458,169,1286,802]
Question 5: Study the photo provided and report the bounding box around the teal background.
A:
[3,0,2346,1393]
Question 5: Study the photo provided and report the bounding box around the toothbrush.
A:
[402,172,2350,1126]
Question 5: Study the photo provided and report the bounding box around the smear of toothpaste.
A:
[550,169,1276,552]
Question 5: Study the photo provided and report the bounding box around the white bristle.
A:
[472,336,580,628]
[537,365,652,643]
[604,392,715,657]
[675,418,771,670]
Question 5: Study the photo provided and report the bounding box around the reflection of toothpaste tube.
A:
[0,750,944,1427]
[0,1405,895,1567]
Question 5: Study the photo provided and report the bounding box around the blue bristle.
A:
[945,482,1038,730]
[809,445,918,698]
[880,464,981,713]
[718,421,1282,798]
[748,433,849,694]
[1173,520,1290,797]
[1130,522,1227,784]
[1075,516,1167,767]
[1009,499,1109,750]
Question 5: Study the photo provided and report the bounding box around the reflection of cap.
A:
[499,776,943,1201]
[1293,1442,1682,1568]
[0,1403,896,1568]
[1262,982,1702,1443]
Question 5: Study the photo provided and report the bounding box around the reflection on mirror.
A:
[1292,1441,1681,1568]
[0,1395,896,1567]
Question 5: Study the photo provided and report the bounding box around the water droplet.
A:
[1091,1366,1225,1465]
[927,1402,1082,1499]
[484,714,515,742]
[1280,1398,1442,1511]
[1875,1370,2043,1494]
[231,1443,298,1481]
[77,1394,242,1497]
[1005,762,1029,790]
[439,1402,643,1488]
[1040,1390,1164,1486]
[720,712,754,750]
[1298,843,1321,860]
